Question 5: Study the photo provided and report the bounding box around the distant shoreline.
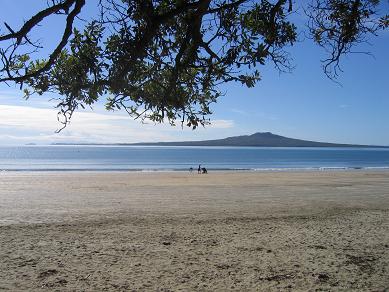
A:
[49,132,389,148]
[49,143,389,148]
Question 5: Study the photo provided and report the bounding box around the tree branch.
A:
[0,0,85,83]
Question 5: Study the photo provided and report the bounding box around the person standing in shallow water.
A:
[198,164,201,174]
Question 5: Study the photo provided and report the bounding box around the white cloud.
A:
[0,104,235,144]
[209,119,234,129]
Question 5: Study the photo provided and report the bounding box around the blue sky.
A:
[0,1,388,145]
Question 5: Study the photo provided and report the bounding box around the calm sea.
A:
[0,145,389,171]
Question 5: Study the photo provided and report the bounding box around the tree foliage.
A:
[0,0,387,130]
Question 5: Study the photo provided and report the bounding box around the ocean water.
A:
[0,145,389,171]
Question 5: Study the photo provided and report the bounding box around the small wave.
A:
[1,166,389,173]
[250,166,389,172]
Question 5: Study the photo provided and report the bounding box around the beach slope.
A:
[0,171,388,291]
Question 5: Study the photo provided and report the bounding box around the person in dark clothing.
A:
[198,164,201,174]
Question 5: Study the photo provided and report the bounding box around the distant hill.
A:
[52,132,387,148]
[131,132,384,147]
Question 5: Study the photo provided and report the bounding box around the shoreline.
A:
[2,166,389,173]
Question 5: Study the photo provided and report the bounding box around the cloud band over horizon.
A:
[0,104,235,145]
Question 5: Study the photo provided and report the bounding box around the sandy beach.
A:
[0,171,388,291]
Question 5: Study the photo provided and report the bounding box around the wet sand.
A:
[0,171,388,291]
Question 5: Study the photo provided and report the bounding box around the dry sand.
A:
[0,171,388,291]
